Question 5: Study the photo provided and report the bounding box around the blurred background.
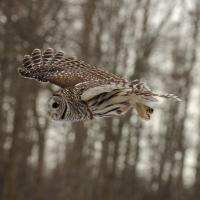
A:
[0,0,200,200]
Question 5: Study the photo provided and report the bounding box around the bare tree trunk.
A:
[97,119,113,200]
[2,79,29,200]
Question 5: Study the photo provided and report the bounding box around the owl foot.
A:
[135,103,154,120]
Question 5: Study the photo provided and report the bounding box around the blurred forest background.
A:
[0,0,200,200]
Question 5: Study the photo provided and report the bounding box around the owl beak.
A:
[48,111,57,120]
[48,111,51,117]
[49,113,54,119]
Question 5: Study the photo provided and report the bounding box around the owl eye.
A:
[52,102,60,109]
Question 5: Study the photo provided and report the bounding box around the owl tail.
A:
[149,92,182,101]
[131,80,182,102]
[135,103,154,120]
[127,80,182,120]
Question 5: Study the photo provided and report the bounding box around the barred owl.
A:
[18,48,181,121]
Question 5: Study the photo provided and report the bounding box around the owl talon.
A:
[148,107,154,114]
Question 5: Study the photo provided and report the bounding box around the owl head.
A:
[47,89,92,121]
[48,95,67,121]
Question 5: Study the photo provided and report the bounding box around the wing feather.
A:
[18,48,124,88]
[18,48,181,102]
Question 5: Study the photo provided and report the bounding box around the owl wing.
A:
[76,79,181,102]
[18,48,125,88]
[18,48,181,102]
[74,80,129,101]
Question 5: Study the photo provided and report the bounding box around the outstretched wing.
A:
[18,48,124,88]
[76,79,181,102]
[75,80,130,101]
[18,48,181,102]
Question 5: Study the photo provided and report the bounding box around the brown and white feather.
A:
[18,48,181,121]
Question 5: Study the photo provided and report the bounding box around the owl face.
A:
[48,95,67,120]
[48,90,92,121]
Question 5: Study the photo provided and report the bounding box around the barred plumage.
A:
[18,48,181,121]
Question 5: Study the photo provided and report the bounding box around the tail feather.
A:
[151,93,182,102]
[131,80,182,102]
[140,91,182,102]
[130,79,181,120]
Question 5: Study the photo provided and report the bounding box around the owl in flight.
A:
[18,48,181,121]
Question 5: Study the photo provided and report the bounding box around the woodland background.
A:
[0,0,200,200]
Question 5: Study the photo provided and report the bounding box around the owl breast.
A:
[54,89,92,121]
[63,100,92,121]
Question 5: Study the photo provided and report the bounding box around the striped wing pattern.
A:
[18,48,181,121]
[18,48,125,88]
